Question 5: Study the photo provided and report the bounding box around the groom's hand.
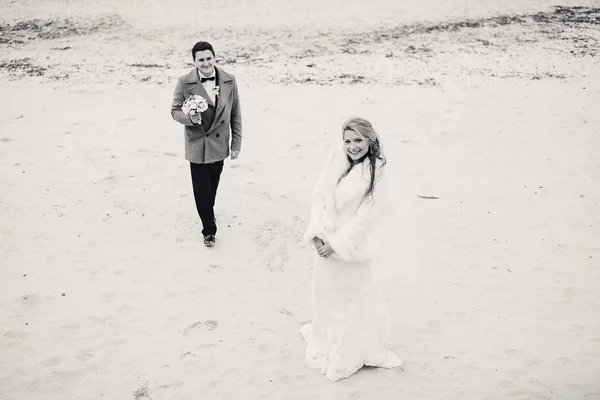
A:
[231,150,239,160]
[190,112,201,124]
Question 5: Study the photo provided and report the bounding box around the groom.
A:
[171,41,242,247]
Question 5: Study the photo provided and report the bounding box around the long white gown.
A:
[301,145,403,382]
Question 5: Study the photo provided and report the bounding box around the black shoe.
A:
[203,235,216,247]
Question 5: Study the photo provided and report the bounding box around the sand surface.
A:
[1,1,600,399]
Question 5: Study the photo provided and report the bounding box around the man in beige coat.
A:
[171,41,242,247]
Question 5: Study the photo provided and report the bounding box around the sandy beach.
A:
[1,1,600,399]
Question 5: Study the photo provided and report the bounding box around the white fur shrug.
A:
[303,145,389,263]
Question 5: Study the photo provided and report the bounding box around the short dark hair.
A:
[191,41,215,61]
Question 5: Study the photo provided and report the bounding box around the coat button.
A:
[216,134,220,138]
[206,134,210,137]
[221,120,224,124]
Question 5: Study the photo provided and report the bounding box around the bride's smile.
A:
[343,129,369,161]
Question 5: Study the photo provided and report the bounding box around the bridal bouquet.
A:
[182,94,208,115]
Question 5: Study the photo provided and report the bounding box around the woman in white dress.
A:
[300,117,403,382]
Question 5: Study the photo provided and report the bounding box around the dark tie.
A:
[201,76,215,83]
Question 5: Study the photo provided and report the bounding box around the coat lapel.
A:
[185,68,215,107]
[209,67,233,131]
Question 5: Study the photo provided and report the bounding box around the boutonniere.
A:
[212,86,220,97]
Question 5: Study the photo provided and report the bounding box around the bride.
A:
[300,117,403,382]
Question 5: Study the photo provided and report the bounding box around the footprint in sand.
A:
[556,356,572,365]
[258,343,273,355]
[561,286,579,303]
[507,389,559,399]
[115,305,133,316]
[182,320,218,335]
[276,308,294,316]
[173,266,194,277]
[18,294,43,307]
[292,373,307,382]
[507,369,526,379]
[100,291,117,302]
[3,330,30,340]
[180,351,196,359]
[505,349,521,356]
[41,356,62,367]
[422,362,435,372]
[60,322,80,331]
[255,221,294,270]
[75,350,94,362]
[49,368,86,383]
[133,383,152,400]
[348,390,369,398]
[426,319,442,329]
[274,373,293,384]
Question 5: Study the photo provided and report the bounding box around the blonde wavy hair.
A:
[338,117,386,200]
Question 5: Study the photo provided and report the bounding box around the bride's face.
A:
[343,129,369,161]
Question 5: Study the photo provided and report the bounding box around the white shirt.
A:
[200,68,216,105]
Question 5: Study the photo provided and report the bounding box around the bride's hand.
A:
[317,243,335,259]
[313,237,325,250]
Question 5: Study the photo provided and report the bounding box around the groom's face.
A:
[194,50,215,77]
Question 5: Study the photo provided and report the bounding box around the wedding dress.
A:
[301,145,403,382]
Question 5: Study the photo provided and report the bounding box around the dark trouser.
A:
[190,161,224,237]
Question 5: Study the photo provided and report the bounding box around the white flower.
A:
[182,94,209,115]
[213,86,220,96]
